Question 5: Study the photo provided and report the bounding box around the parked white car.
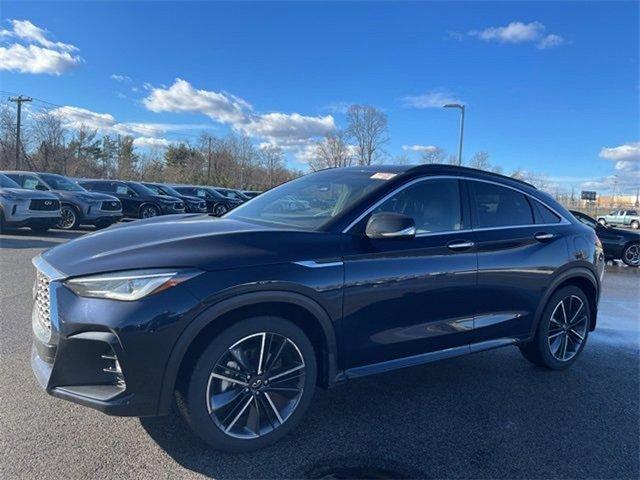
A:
[597,209,640,229]
[0,173,61,233]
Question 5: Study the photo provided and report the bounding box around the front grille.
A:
[34,270,51,337]
[29,199,60,211]
[101,200,121,211]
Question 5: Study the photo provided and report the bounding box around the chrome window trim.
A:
[294,260,343,268]
[342,175,570,234]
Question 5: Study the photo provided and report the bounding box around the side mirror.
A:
[365,213,416,239]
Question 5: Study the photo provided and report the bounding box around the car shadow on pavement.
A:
[0,229,85,249]
[140,343,640,479]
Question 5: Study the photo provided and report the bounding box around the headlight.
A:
[65,269,201,301]
[0,191,19,200]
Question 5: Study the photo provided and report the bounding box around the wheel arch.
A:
[157,290,339,415]
[530,268,599,338]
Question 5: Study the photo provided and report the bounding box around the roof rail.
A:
[405,164,537,189]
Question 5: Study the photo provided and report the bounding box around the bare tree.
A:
[447,154,462,166]
[421,147,446,164]
[469,151,491,170]
[510,168,526,181]
[260,144,285,188]
[346,105,389,166]
[491,165,504,175]
[309,130,353,171]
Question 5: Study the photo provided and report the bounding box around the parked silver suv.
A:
[2,171,122,230]
[0,173,61,233]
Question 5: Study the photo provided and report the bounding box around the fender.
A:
[528,266,600,339]
[156,290,339,415]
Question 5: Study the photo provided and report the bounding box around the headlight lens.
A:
[0,191,19,200]
[65,269,201,301]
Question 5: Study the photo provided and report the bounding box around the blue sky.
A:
[1,1,638,193]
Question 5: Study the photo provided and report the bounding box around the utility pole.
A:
[9,95,32,169]
[207,136,212,182]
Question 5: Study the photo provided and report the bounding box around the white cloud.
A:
[143,78,250,124]
[111,74,131,82]
[464,21,565,49]
[402,144,439,153]
[599,142,640,163]
[50,105,205,149]
[133,137,171,149]
[0,19,82,75]
[401,90,462,109]
[142,78,335,146]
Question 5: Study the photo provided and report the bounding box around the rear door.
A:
[342,178,478,372]
[466,180,569,346]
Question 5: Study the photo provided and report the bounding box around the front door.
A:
[342,178,478,373]
[112,182,138,217]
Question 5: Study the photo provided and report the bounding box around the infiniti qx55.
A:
[30,165,604,451]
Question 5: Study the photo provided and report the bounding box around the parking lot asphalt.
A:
[1,229,638,479]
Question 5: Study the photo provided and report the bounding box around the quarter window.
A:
[370,179,463,234]
[470,181,534,228]
[532,201,561,224]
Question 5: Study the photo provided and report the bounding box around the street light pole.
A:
[443,103,465,166]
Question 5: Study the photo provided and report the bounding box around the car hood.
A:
[41,214,341,278]
[0,187,58,200]
[607,226,640,239]
[52,190,119,202]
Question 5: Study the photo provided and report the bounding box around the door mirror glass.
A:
[366,213,416,239]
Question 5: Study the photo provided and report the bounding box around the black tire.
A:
[597,218,606,226]
[140,204,160,219]
[630,220,640,230]
[213,204,228,216]
[58,205,80,230]
[622,242,640,267]
[178,316,317,452]
[519,286,590,370]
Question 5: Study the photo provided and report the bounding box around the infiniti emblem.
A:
[44,200,52,206]
[251,379,262,389]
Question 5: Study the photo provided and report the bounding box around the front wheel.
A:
[178,316,317,452]
[140,204,160,219]
[213,204,228,216]
[58,205,80,230]
[519,286,590,370]
[622,243,640,267]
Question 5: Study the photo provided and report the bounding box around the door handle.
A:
[447,240,475,251]
[534,232,555,242]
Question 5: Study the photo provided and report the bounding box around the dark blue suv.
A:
[30,165,604,452]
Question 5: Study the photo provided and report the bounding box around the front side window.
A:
[369,179,463,234]
[114,184,130,195]
[470,181,534,228]
[22,175,46,191]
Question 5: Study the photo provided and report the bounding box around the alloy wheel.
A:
[58,206,77,229]
[141,206,158,218]
[205,332,306,439]
[623,244,640,266]
[214,204,228,216]
[547,295,588,361]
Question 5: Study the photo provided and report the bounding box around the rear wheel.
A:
[622,243,640,267]
[630,220,639,230]
[519,286,590,370]
[597,218,607,226]
[178,316,316,452]
[58,205,80,230]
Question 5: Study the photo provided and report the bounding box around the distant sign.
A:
[581,190,597,201]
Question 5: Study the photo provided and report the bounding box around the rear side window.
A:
[532,201,561,224]
[470,181,534,228]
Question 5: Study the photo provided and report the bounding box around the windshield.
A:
[157,184,183,197]
[225,168,396,230]
[130,182,158,196]
[0,173,21,189]
[39,173,86,191]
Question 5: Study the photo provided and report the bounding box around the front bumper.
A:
[159,204,186,215]
[3,199,61,223]
[81,202,123,224]
[30,258,203,417]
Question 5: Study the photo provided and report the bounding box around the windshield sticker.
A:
[370,172,397,180]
